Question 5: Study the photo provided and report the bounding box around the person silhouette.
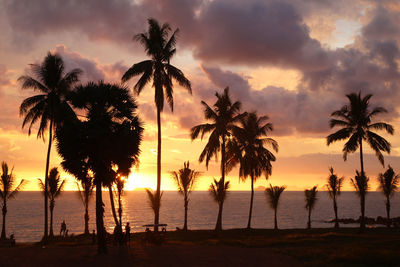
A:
[125,222,131,244]
[60,220,67,237]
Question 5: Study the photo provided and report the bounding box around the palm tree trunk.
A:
[215,201,223,231]
[246,174,255,229]
[307,208,311,229]
[359,138,364,175]
[96,181,107,254]
[84,201,89,235]
[118,193,122,226]
[108,186,119,226]
[1,199,6,239]
[43,118,53,243]
[274,208,278,230]
[333,196,339,229]
[183,195,188,231]
[215,135,226,231]
[49,200,54,237]
[360,193,365,230]
[154,107,162,232]
[386,196,391,227]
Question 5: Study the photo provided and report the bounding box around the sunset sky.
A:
[1,0,400,191]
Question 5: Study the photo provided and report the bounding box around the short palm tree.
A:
[351,170,369,230]
[115,174,126,226]
[170,161,201,230]
[305,186,318,229]
[377,166,399,225]
[265,184,286,230]
[0,162,26,239]
[209,178,230,228]
[145,188,163,218]
[327,92,394,176]
[227,112,278,229]
[191,87,243,231]
[76,176,94,235]
[122,18,191,231]
[39,168,65,238]
[19,52,82,241]
[325,167,344,228]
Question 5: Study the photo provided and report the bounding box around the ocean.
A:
[4,191,400,242]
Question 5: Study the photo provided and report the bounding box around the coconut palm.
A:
[305,186,318,229]
[327,92,394,176]
[122,18,191,231]
[145,188,163,218]
[0,162,26,239]
[170,161,201,230]
[209,178,230,228]
[56,81,143,254]
[265,184,286,230]
[227,112,278,229]
[351,170,369,230]
[325,167,344,229]
[115,174,126,226]
[377,166,399,225]
[191,87,243,230]
[19,52,82,241]
[76,176,94,235]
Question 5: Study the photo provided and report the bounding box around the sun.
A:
[125,172,156,191]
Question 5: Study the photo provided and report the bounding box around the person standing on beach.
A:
[125,222,131,244]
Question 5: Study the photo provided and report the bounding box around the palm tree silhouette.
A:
[327,92,394,176]
[209,178,230,225]
[325,167,344,229]
[122,18,191,231]
[351,170,369,230]
[191,87,243,231]
[39,168,65,237]
[146,188,163,218]
[0,162,26,240]
[377,166,399,226]
[305,186,318,229]
[170,161,201,231]
[56,81,143,254]
[19,52,82,241]
[265,184,286,230]
[108,184,120,227]
[226,112,278,229]
[115,174,126,226]
[75,177,94,235]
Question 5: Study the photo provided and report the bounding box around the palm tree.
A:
[305,186,318,229]
[377,166,399,226]
[227,112,278,229]
[327,92,394,176]
[39,168,65,237]
[19,52,82,241]
[56,81,143,253]
[325,167,344,228]
[122,18,191,231]
[0,162,26,239]
[170,161,201,231]
[209,178,230,228]
[108,184,120,227]
[351,170,369,230]
[145,188,163,218]
[115,174,126,226]
[191,87,243,231]
[76,176,94,235]
[265,184,286,230]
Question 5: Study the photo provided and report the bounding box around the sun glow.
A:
[126,172,157,191]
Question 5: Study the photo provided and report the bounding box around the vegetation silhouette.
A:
[122,18,191,231]
[209,178,230,228]
[170,161,201,231]
[191,87,243,231]
[145,188,163,218]
[18,52,82,242]
[325,167,344,228]
[377,166,399,226]
[305,186,318,229]
[75,177,94,235]
[351,170,369,230]
[108,184,120,227]
[265,184,286,230]
[226,112,278,229]
[0,162,26,240]
[115,174,126,227]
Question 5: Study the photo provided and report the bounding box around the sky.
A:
[1,0,400,191]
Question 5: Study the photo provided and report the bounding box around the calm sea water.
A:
[4,191,400,242]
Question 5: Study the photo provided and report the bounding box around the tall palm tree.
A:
[39,168,65,237]
[377,166,399,225]
[265,184,286,230]
[108,184,120,227]
[19,52,82,241]
[227,112,278,229]
[0,162,26,239]
[305,186,318,229]
[209,178,230,228]
[122,18,191,231]
[327,92,394,176]
[56,81,143,254]
[325,167,344,229]
[115,174,126,226]
[351,170,369,230]
[170,161,201,231]
[191,87,243,231]
[76,176,94,235]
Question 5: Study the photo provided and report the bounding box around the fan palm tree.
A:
[305,186,318,229]
[351,170,369,230]
[122,18,191,231]
[191,87,244,231]
[377,166,399,225]
[56,81,143,254]
[265,184,286,230]
[325,167,344,229]
[170,161,201,231]
[19,52,82,241]
[0,162,26,239]
[327,92,394,176]
[76,176,94,235]
[226,112,278,229]
[209,178,230,228]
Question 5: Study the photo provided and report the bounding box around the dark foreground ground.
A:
[0,228,399,267]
